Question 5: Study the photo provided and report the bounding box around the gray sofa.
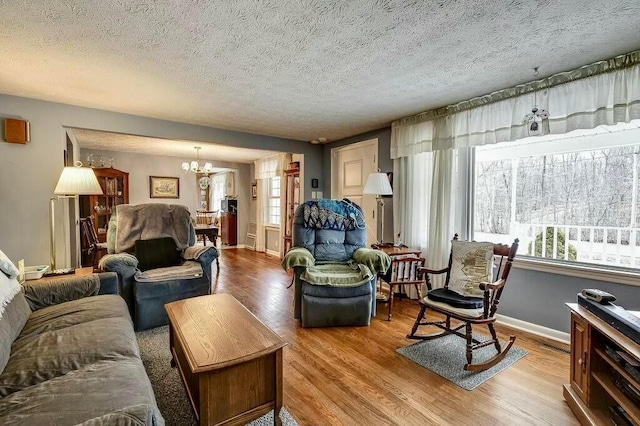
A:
[0,273,164,425]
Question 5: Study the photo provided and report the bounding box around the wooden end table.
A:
[165,294,287,426]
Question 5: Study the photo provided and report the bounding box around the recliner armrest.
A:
[22,272,117,311]
[282,247,315,271]
[184,246,218,281]
[99,253,139,272]
[352,248,391,275]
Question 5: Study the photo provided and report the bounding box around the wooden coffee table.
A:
[165,294,287,426]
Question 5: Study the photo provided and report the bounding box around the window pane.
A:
[474,125,640,269]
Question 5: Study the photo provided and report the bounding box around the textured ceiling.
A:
[2,1,640,142]
[68,128,279,163]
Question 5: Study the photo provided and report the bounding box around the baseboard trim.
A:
[265,249,280,257]
[496,314,570,345]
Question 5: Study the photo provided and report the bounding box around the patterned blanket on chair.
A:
[302,198,362,231]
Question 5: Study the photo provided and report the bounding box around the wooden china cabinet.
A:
[79,167,129,246]
[282,167,300,253]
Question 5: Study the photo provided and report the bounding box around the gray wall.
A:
[503,268,640,333]
[0,93,322,266]
[266,228,280,253]
[323,127,394,242]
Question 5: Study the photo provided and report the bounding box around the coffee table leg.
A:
[274,348,283,426]
[169,323,176,368]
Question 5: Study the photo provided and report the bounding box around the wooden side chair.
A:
[379,256,425,321]
[80,216,108,269]
[407,235,519,371]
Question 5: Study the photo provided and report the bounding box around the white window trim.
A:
[513,256,640,287]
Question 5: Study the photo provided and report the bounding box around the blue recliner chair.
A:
[282,199,390,327]
[99,203,218,330]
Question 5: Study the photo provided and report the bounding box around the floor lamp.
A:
[363,171,393,244]
[50,162,103,270]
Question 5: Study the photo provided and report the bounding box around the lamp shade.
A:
[363,172,392,196]
[53,163,103,195]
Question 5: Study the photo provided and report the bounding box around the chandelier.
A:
[181,147,214,189]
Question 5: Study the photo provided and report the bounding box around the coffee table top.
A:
[165,294,286,373]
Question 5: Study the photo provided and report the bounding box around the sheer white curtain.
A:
[393,152,431,297]
[254,154,287,252]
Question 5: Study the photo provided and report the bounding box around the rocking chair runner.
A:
[407,235,519,371]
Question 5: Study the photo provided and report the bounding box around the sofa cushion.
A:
[18,294,130,339]
[0,359,163,426]
[134,237,181,272]
[0,297,138,397]
[0,293,30,375]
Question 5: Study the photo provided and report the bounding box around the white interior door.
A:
[331,139,378,245]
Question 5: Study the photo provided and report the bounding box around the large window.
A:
[267,176,281,226]
[474,122,640,269]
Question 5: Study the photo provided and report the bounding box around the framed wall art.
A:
[149,176,180,199]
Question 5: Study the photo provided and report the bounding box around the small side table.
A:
[371,244,423,303]
[27,266,96,282]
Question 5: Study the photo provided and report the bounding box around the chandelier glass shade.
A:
[181,147,213,174]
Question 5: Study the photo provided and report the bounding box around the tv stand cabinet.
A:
[564,303,640,425]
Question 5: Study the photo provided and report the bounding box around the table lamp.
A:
[50,162,103,270]
[363,171,393,244]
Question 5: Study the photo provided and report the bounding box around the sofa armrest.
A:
[22,272,116,311]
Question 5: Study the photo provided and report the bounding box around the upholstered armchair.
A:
[282,199,390,327]
[99,203,219,330]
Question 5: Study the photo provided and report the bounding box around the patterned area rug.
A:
[397,333,527,390]
[137,326,298,426]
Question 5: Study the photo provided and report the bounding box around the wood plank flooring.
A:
[211,248,578,426]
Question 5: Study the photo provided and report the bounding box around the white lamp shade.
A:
[363,172,392,196]
[54,165,103,195]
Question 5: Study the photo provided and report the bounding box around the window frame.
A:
[266,176,281,227]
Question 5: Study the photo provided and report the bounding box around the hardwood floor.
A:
[211,249,579,426]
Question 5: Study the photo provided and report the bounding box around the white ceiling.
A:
[2,1,640,142]
[68,128,279,163]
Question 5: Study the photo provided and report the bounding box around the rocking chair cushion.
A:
[427,288,484,309]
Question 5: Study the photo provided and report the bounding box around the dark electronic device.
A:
[220,199,237,213]
[577,293,640,345]
[581,288,617,303]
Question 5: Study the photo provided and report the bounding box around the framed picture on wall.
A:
[149,176,180,198]
[251,183,257,199]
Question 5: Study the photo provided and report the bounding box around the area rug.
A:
[136,326,298,426]
[396,333,527,391]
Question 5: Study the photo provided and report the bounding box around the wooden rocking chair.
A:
[407,235,519,371]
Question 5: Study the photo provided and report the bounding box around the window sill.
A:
[265,225,280,231]
[513,257,640,287]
